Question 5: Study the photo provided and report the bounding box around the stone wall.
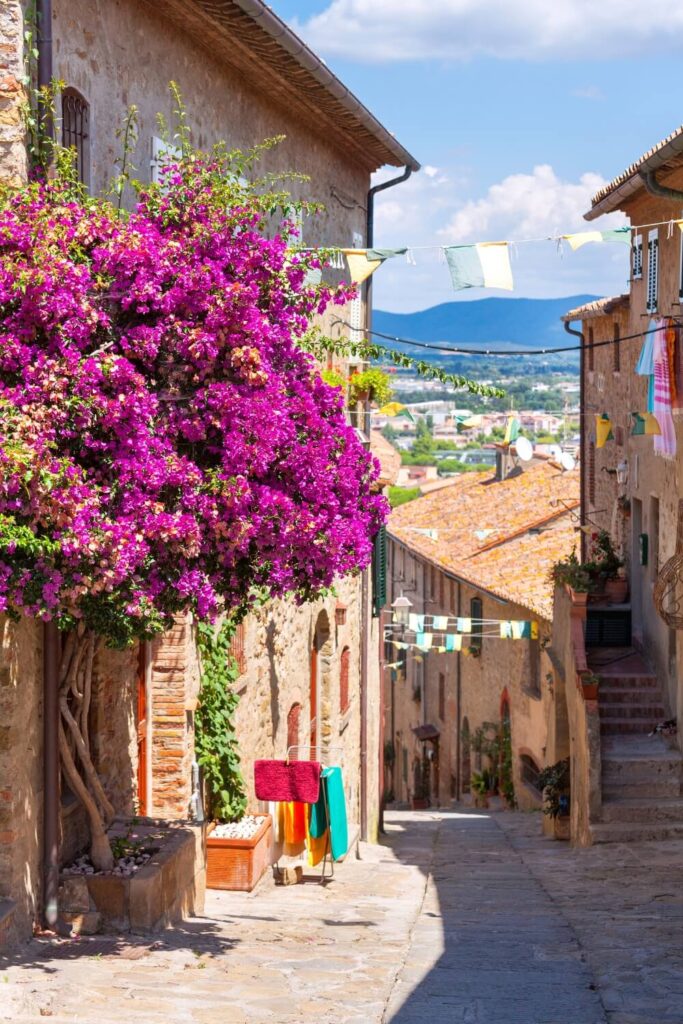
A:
[0,1,26,185]
[0,617,43,943]
[385,539,555,812]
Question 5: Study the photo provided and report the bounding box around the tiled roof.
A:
[370,430,401,487]
[587,123,683,219]
[561,295,630,323]
[388,462,580,620]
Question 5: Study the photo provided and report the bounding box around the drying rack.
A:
[273,744,344,884]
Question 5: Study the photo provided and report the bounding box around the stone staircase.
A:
[590,649,683,843]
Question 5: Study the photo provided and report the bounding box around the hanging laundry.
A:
[378,402,415,422]
[456,617,472,633]
[562,227,631,250]
[392,640,409,650]
[499,621,513,639]
[432,615,449,631]
[665,321,683,415]
[445,634,463,652]
[306,794,329,867]
[510,620,538,639]
[444,242,513,292]
[653,319,677,459]
[408,613,425,633]
[282,801,307,856]
[503,415,520,445]
[595,413,614,449]
[636,319,657,414]
[366,247,408,261]
[415,632,433,651]
[322,767,348,862]
[342,247,405,284]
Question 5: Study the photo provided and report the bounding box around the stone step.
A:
[602,754,682,785]
[590,820,683,844]
[600,797,683,823]
[600,718,658,735]
[603,778,682,799]
[599,703,666,720]
[599,687,665,705]
[596,674,659,689]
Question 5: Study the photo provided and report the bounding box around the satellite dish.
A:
[560,452,576,472]
[515,436,533,462]
[549,444,563,461]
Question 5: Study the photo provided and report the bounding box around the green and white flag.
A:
[444,242,513,292]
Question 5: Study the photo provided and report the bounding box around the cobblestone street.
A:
[1,811,681,1024]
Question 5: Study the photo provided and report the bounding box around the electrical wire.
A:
[332,317,681,359]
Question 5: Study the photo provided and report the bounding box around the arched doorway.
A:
[461,717,471,794]
[310,612,332,759]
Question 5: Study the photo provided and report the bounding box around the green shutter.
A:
[372,526,387,617]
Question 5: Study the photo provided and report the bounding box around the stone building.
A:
[555,124,683,844]
[385,457,579,812]
[0,0,416,945]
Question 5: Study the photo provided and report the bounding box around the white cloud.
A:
[292,0,683,62]
[369,163,631,312]
[571,85,605,100]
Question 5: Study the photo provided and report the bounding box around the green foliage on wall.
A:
[195,620,248,822]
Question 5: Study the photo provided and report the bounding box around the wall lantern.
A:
[335,602,347,627]
[391,592,413,626]
[616,459,629,487]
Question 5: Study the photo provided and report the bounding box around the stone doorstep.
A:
[600,797,683,824]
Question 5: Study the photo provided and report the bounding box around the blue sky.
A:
[270,0,683,313]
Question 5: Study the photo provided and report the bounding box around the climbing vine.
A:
[194,620,248,823]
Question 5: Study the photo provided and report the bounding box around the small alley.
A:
[1,810,681,1024]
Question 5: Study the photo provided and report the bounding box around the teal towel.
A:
[323,766,348,861]
[309,785,328,840]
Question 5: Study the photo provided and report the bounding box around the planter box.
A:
[206,815,272,892]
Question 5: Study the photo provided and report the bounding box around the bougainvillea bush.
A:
[0,147,387,649]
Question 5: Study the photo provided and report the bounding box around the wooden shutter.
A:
[372,526,387,617]
[632,233,643,281]
[470,596,483,654]
[647,230,659,313]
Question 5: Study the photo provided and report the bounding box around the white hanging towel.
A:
[444,242,513,291]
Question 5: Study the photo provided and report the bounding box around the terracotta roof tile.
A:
[587,123,683,218]
[388,462,579,620]
[561,294,629,322]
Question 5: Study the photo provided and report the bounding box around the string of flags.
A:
[303,226,639,293]
[383,614,539,654]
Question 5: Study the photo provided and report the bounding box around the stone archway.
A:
[310,611,332,759]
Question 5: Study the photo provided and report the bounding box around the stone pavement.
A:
[0,810,681,1024]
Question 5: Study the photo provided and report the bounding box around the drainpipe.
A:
[36,0,59,929]
[639,169,683,204]
[564,320,586,561]
[455,579,462,800]
[359,166,414,842]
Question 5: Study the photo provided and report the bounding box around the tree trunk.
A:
[58,626,114,871]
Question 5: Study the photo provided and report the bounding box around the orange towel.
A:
[306,805,329,867]
[283,801,306,855]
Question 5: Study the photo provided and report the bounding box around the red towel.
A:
[254,759,321,803]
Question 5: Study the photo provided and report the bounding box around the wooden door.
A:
[136,644,148,815]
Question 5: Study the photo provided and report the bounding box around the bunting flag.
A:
[631,412,661,436]
[342,247,406,284]
[500,620,539,639]
[562,227,631,250]
[445,634,463,652]
[503,415,520,445]
[408,613,425,633]
[444,242,513,292]
[595,413,614,449]
[378,402,415,422]
[415,632,433,651]
[456,617,472,633]
[432,615,449,631]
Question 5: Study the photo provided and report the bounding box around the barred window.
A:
[61,88,90,188]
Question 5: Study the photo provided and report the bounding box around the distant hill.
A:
[373,296,599,351]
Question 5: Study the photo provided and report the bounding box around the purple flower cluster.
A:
[0,160,387,644]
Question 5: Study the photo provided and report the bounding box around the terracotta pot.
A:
[206,815,272,892]
[567,586,588,606]
[581,680,599,701]
[605,578,629,604]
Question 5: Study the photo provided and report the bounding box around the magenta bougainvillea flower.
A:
[0,157,387,644]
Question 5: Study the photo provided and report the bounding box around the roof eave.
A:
[585,129,683,220]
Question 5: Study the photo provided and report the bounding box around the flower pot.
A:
[206,815,272,892]
[605,578,629,604]
[581,680,599,700]
[553,815,570,841]
[566,586,588,606]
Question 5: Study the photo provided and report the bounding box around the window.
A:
[588,440,596,505]
[587,326,594,373]
[430,564,437,600]
[449,578,456,614]
[520,754,542,794]
[229,622,246,675]
[613,322,620,373]
[61,88,90,187]
[438,672,445,721]
[526,639,541,698]
[372,526,387,617]
[470,596,483,654]
[439,571,445,609]
[633,233,643,281]
[647,230,659,313]
[339,646,350,714]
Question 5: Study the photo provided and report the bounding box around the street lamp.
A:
[391,592,413,626]
[616,459,629,487]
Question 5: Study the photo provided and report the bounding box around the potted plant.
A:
[348,367,393,408]
[549,551,594,604]
[537,758,570,840]
[196,622,272,892]
[579,671,600,701]
[470,771,489,809]
[590,530,627,602]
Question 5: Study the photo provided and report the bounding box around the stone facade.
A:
[385,539,556,813]
[0,1,26,185]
